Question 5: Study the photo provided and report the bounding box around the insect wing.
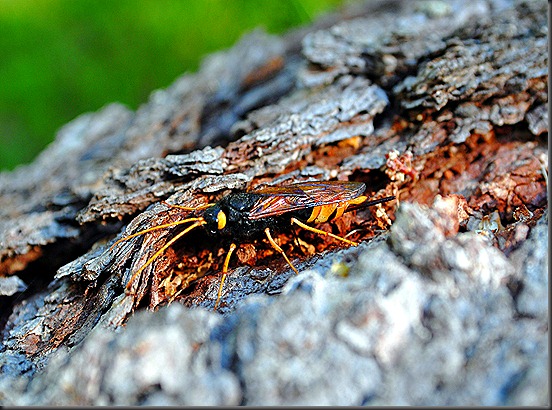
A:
[248,181,366,219]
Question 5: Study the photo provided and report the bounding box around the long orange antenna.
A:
[125,219,206,292]
[109,217,204,251]
[161,201,215,211]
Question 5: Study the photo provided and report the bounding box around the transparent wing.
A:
[248,181,365,219]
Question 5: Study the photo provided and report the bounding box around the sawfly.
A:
[110,180,395,309]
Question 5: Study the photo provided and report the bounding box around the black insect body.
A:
[110,181,395,309]
[201,192,276,239]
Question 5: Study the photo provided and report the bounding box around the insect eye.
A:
[217,210,227,230]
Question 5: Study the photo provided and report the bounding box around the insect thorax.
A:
[203,193,269,239]
[203,192,317,240]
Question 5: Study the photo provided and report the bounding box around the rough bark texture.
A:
[0,0,548,406]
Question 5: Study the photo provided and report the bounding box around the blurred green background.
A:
[0,0,347,171]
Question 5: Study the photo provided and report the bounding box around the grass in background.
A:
[0,0,346,171]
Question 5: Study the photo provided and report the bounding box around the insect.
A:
[110,180,395,309]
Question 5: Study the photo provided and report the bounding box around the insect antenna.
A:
[109,217,205,252]
[161,201,214,212]
[125,218,207,292]
[108,201,215,295]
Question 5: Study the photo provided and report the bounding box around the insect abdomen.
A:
[305,196,367,223]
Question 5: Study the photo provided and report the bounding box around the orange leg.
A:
[214,243,237,310]
[264,228,299,274]
[290,217,358,246]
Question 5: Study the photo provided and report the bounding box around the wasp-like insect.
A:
[110,180,395,309]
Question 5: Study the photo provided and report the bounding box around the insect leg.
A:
[290,217,358,246]
[264,228,299,275]
[214,243,237,310]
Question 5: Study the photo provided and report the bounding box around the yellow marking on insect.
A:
[313,203,338,223]
[306,195,368,224]
[333,201,349,220]
[306,206,322,223]
[217,210,227,230]
[349,195,367,205]
[333,195,367,221]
